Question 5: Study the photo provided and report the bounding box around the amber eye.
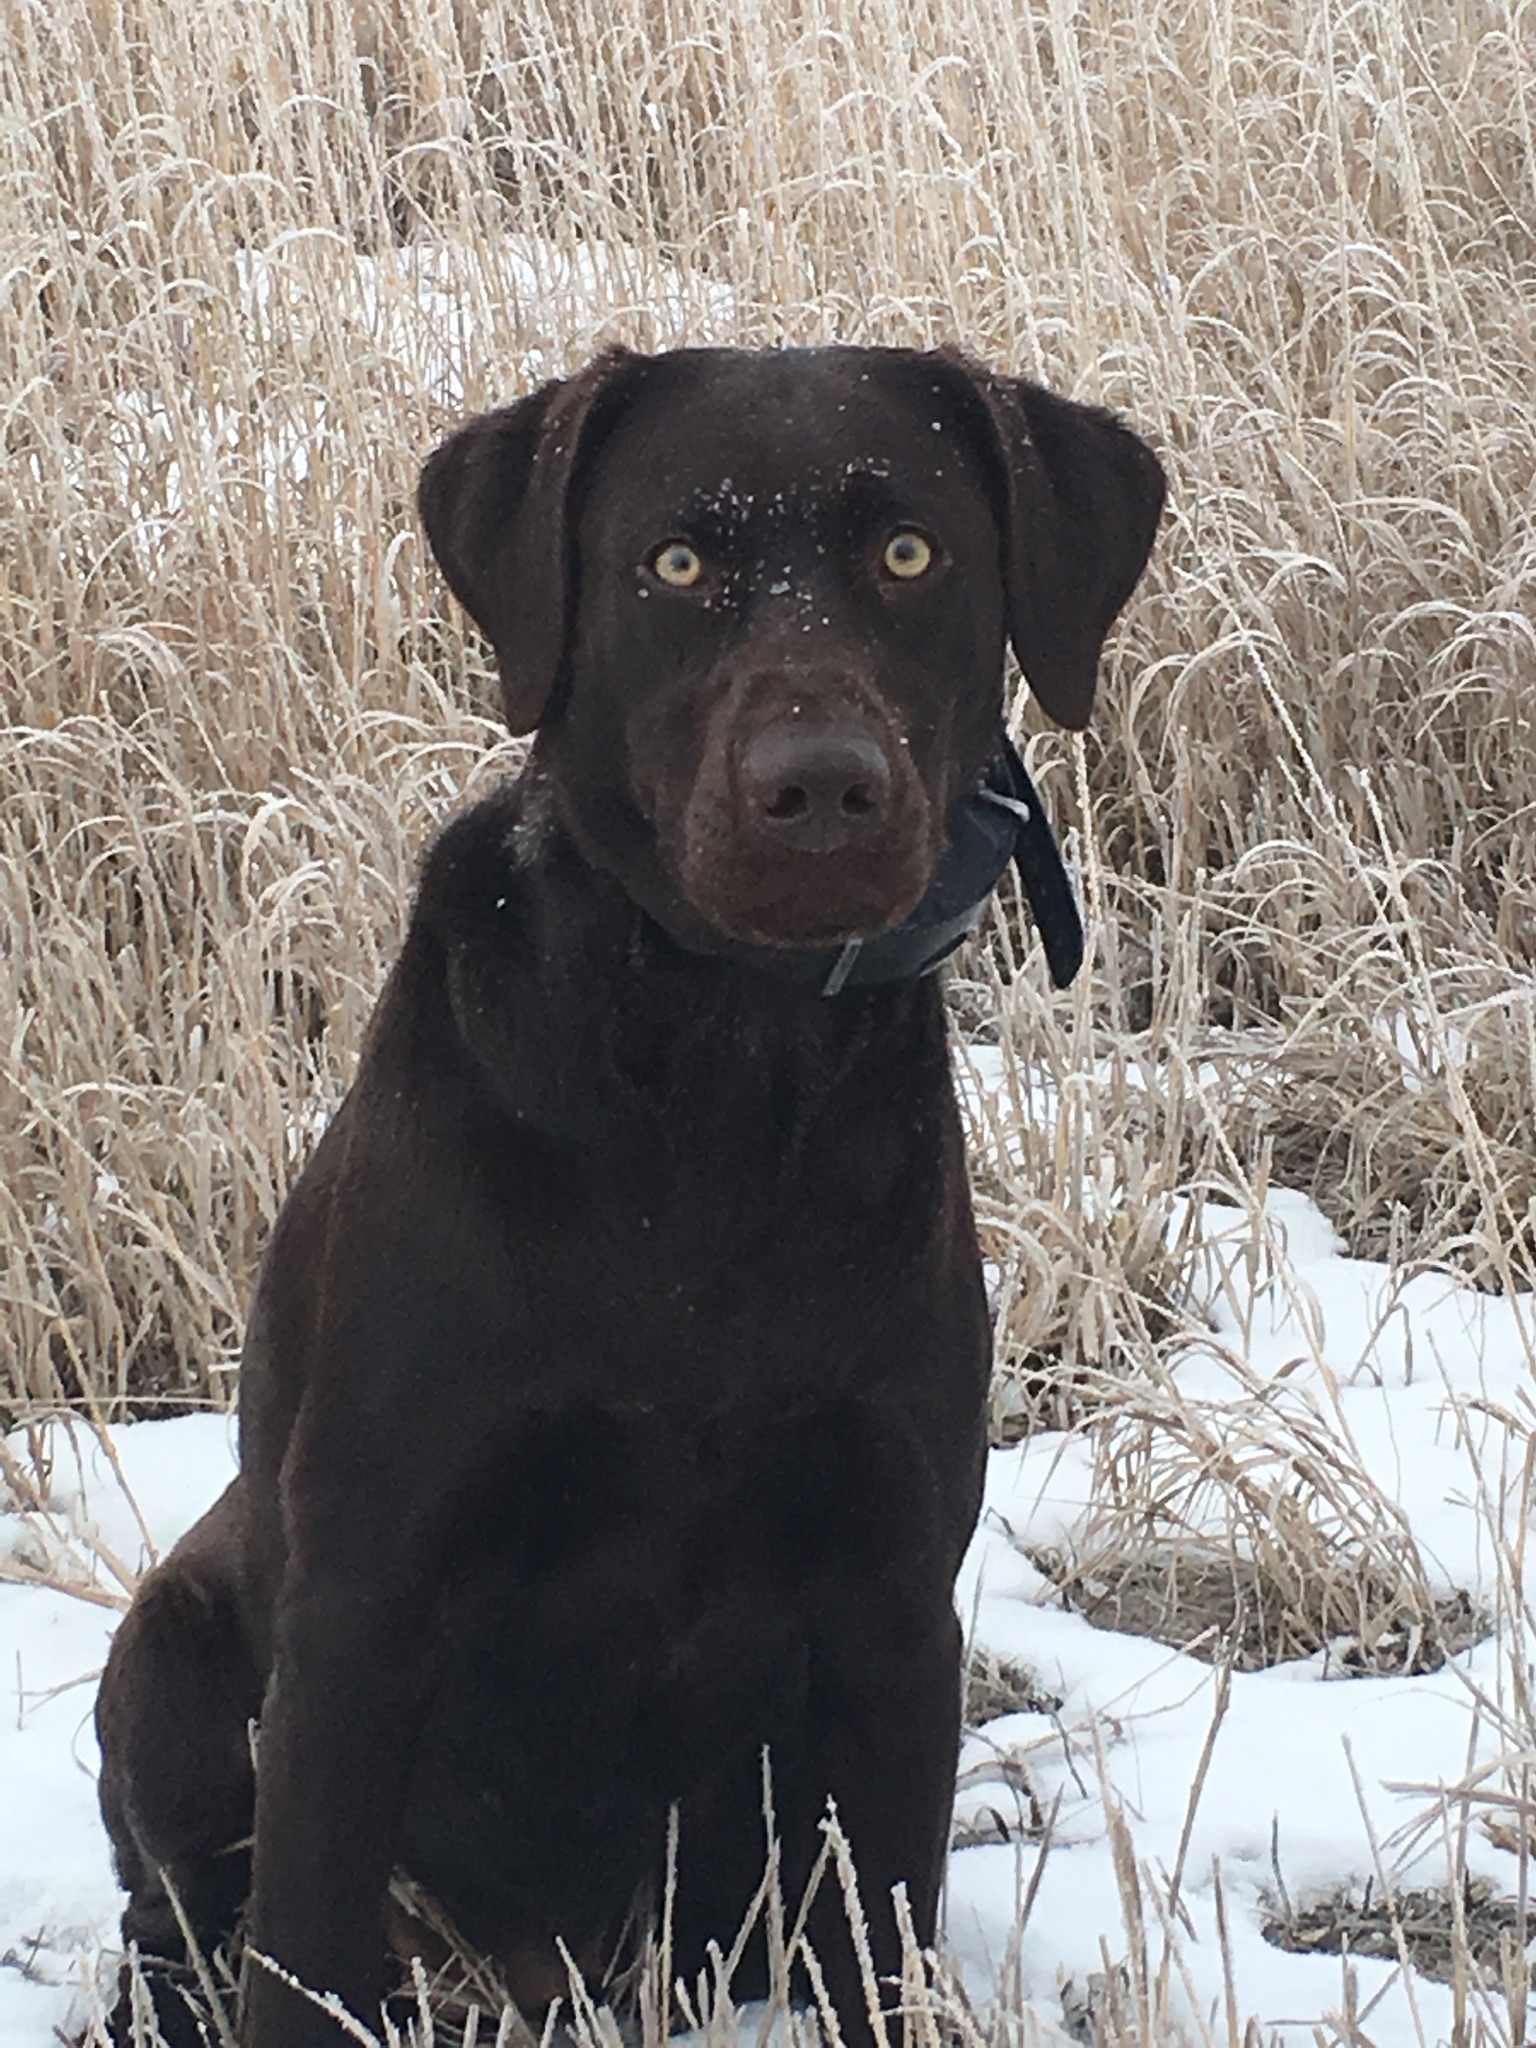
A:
[883,529,934,579]
[651,541,703,588]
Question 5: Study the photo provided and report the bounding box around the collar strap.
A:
[725,737,1085,996]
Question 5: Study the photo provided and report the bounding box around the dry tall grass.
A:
[4,0,1532,1416]
[3,0,1535,2039]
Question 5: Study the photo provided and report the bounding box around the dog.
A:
[95,344,1164,2048]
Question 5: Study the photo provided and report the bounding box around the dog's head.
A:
[419,346,1164,952]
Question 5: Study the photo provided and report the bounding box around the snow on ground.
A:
[953,1492,1513,2043]
[0,1416,237,2045]
[4,1062,1535,2044]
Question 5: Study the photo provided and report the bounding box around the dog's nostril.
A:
[841,782,876,818]
[765,785,811,821]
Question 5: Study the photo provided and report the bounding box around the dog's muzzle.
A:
[719,737,1084,995]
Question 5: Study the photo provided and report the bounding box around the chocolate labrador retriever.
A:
[96,345,1163,2048]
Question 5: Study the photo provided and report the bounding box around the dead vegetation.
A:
[1265,1878,1531,1994]
[3,0,1534,1418]
[963,1647,1062,1731]
[1033,1543,1486,1676]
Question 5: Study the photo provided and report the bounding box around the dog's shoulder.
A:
[399,766,586,979]
[413,770,546,918]
[372,765,617,1111]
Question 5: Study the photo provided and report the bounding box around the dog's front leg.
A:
[241,1569,431,2047]
[791,1603,965,2047]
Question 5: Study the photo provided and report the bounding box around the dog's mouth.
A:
[682,857,933,950]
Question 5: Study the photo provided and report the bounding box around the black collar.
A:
[719,737,1084,997]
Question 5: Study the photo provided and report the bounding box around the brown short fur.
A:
[95,345,1164,2048]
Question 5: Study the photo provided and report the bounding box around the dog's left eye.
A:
[883,530,934,579]
[651,541,704,588]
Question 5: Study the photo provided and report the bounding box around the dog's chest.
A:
[592,979,947,1219]
[456,1012,974,1413]
[423,1394,956,1772]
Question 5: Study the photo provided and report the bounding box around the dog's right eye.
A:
[883,529,934,580]
[651,541,704,588]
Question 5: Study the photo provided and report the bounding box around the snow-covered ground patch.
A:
[3,1166,1534,2043]
[0,1417,236,2045]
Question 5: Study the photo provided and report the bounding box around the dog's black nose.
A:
[739,724,895,852]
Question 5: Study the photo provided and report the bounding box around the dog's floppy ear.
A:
[417,348,640,733]
[965,370,1166,730]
